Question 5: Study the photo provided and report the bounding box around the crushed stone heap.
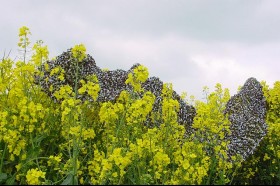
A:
[224,77,268,160]
[35,49,268,161]
[35,49,196,131]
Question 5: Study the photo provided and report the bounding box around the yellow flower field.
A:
[0,27,279,185]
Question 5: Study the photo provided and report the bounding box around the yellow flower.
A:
[112,172,118,178]
[67,98,75,107]
[58,74,64,81]
[50,66,60,76]
[126,91,155,125]
[72,44,87,62]
[78,85,87,94]
[152,151,170,176]
[82,128,96,140]
[31,40,49,65]
[79,177,84,184]
[263,153,270,161]
[189,153,197,159]
[44,63,49,71]
[125,65,149,92]
[19,26,31,37]
[182,160,190,170]
[69,126,82,137]
[99,102,119,124]
[26,168,46,185]
[16,163,22,172]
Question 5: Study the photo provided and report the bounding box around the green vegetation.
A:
[0,26,279,185]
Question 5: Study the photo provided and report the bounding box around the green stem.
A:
[74,60,79,99]
[0,143,7,173]
[30,133,40,170]
[23,35,27,64]
[72,138,79,185]
[71,57,82,185]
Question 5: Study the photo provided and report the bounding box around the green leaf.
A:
[61,174,73,185]
[5,176,15,185]
[34,134,47,146]
[0,173,7,183]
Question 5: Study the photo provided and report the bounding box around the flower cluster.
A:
[71,44,86,62]
[26,168,46,185]
[125,65,149,92]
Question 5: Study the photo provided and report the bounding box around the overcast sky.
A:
[1,0,279,100]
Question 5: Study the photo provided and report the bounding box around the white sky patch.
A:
[192,56,242,94]
[191,55,272,96]
[257,0,280,17]
[89,35,162,71]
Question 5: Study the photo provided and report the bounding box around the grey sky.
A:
[1,0,279,100]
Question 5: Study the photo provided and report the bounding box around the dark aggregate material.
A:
[224,77,267,160]
[35,49,267,160]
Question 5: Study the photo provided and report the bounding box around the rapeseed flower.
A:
[72,44,86,62]
[26,168,46,185]
[125,65,149,92]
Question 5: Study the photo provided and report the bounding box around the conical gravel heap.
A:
[224,77,267,160]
